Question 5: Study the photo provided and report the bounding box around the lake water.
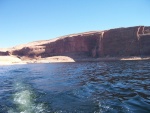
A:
[0,61,150,113]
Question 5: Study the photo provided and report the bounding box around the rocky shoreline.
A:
[0,55,149,65]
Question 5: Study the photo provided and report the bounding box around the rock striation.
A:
[1,26,150,61]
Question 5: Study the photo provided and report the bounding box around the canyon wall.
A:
[2,26,150,59]
[99,27,140,57]
[139,26,150,56]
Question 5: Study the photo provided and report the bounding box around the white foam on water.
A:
[8,81,46,113]
[96,101,112,113]
[96,100,132,113]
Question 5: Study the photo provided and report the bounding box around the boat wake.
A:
[8,81,46,113]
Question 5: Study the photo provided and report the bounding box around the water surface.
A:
[0,61,150,113]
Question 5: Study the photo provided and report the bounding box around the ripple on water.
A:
[0,61,150,113]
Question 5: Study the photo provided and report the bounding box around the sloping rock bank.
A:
[0,26,150,63]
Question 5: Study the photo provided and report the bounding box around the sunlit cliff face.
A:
[0,26,150,60]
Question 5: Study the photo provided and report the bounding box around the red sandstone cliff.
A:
[1,26,150,60]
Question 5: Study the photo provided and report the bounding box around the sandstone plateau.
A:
[0,26,150,64]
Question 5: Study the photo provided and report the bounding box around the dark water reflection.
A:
[0,61,150,113]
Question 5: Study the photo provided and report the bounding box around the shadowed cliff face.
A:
[1,26,150,60]
[0,51,10,56]
[42,34,100,58]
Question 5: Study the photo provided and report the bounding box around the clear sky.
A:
[0,0,150,48]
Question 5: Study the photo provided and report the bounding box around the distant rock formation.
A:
[1,26,150,61]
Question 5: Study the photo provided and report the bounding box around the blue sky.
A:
[0,0,150,47]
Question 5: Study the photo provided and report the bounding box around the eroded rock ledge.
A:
[0,26,150,63]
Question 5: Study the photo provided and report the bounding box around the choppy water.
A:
[0,61,150,113]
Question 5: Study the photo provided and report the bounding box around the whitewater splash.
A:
[8,81,46,113]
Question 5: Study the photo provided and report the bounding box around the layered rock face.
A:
[2,26,150,60]
[11,32,102,59]
[139,26,150,55]
[0,51,10,56]
[43,33,100,58]
[99,27,140,57]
